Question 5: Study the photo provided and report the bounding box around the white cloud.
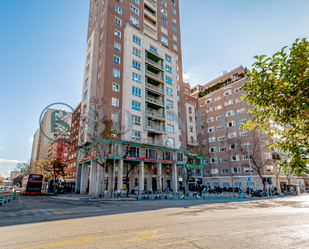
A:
[5,170,11,174]
[0,166,2,169]
[183,72,190,80]
[0,159,28,164]
[29,137,34,143]
[0,146,6,150]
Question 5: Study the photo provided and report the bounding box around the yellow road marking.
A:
[18,197,22,203]
[136,219,166,223]
[43,220,79,225]
[86,215,132,221]
[0,233,34,239]
[62,224,110,231]
[44,211,72,214]
[75,209,111,213]
[111,229,167,243]
[228,229,264,235]
[159,237,207,246]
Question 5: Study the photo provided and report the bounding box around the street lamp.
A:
[246,142,253,197]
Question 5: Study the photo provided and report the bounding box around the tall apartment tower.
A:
[79,0,185,149]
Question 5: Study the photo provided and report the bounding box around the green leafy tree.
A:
[242,38,309,175]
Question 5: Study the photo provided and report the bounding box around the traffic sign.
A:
[246,177,251,182]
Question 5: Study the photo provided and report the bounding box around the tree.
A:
[242,38,309,175]
[13,175,24,185]
[229,130,273,191]
[0,177,4,184]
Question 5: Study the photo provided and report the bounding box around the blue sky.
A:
[0,0,308,177]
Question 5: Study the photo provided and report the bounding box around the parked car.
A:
[251,190,266,197]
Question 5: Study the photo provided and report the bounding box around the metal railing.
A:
[144,8,156,18]
[145,70,163,82]
[145,57,163,70]
[145,82,164,93]
[148,125,165,133]
[146,109,165,119]
[146,96,164,106]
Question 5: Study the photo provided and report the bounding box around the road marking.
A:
[136,219,166,223]
[0,233,34,239]
[62,224,110,231]
[23,229,166,248]
[86,215,132,221]
[228,229,264,235]
[44,211,72,214]
[43,220,79,225]
[18,197,22,203]
[159,237,207,246]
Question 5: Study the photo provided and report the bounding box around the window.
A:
[225,99,233,106]
[235,97,242,103]
[202,130,206,135]
[111,82,119,96]
[234,182,242,187]
[98,71,101,79]
[217,126,224,131]
[240,131,248,137]
[215,105,222,111]
[160,8,167,16]
[112,97,119,107]
[239,119,247,125]
[244,168,254,173]
[214,96,221,101]
[216,116,222,121]
[133,0,139,4]
[232,167,241,173]
[190,126,193,132]
[100,45,103,52]
[115,5,122,14]
[130,5,139,15]
[179,130,181,136]
[102,8,105,15]
[173,35,177,41]
[228,132,236,138]
[237,108,245,114]
[166,77,172,85]
[219,147,226,152]
[263,141,269,147]
[209,137,216,142]
[133,47,141,57]
[113,68,120,78]
[161,26,168,35]
[166,88,173,96]
[132,101,141,111]
[99,58,102,65]
[173,44,178,51]
[164,66,172,74]
[218,136,225,141]
[132,60,141,70]
[265,153,271,159]
[168,138,175,147]
[206,107,213,113]
[207,117,214,123]
[221,169,229,174]
[132,116,141,125]
[172,17,176,23]
[86,66,89,74]
[97,85,100,93]
[131,131,141,140]
[206,98,212,104]
[114,55,120,64]
[227,121,235,127]
[165,54,171,62]
[235,87,242,93]
[267,165,274,172]
[167,124,174,133]
[161,36,168,45]
[130,15,139,26]
[241,142,250,148]
[150,45,157,54]
[132,86,141,97]
[261,130,266,134]
[167,100,173,108]
[210,147,217,153]
[161,17,167,25]
[101,20,104,28]
[208,127,215,133]
[160,0,167,7]
[115,17,121,26]
[167,112,174,120]
[205,170,209,175]
[173,25,177,32]
[224,89,232,96]
[210,158,218,164]
[172,0,175,5]
[226,110,234,117]
[132,73,141,83]
[172,8,176,14]
[133,35,141,45]
[85,78,89,87]
[114,29,121,38]
[231,156,240,162]
[84,91,88,100]
[185,89,188,93]
[243,155,252,160]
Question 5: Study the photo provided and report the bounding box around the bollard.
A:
[13,190,16,199]
[8,195,11,202]
[155,191,158,199]
[4,196,7,203]
[147,191,149,200]
[0,197,3,206]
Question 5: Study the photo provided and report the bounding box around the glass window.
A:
[130,5,139,15]
[165,54,171,62]
[173,44,178,51]
[161,17,167,25]
[115,17,121,26]
[132,86,141,97]
[114,42,121,51]
[160,0,167,7]
[112,97,119,107]
[85,78,89,87]
[173,25,177,32]
[115,5,122,14]
[114,29,121,38]
[165,77,172,84]
[166,88,173,96]
[132,73,141,83]
[133,35,141,45]
[112,83,119,92]
[168,138,175,147]
[167,112,174,121]
[161,36,168,45]
[114,55,120,64]
[132,116,141,125]
[130,15,139,26]
[132,60,141,70]
[167,100,173,108]
[150,45,157,54]
[167,124,174,133]
[133,0,139,4]
[165,65,172,73]
[84,91,87,100]
[160,8,167,16]
[132,101,141,111]
[113,68,120,78]
[133,47,141,57]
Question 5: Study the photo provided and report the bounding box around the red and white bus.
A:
[21,174,43,194]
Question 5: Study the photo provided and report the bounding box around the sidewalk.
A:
[49,192,137,201]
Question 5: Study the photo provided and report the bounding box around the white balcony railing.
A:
[145,82,164,93]
[146,96,164,106]
[146,109,165,119]
[145,57,163,70]
[145,70,163,82]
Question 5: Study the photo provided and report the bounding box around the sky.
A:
[0,0,308,177]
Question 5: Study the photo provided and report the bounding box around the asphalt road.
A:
[0,193,309,249]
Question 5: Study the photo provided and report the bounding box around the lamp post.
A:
[246,142,253,197]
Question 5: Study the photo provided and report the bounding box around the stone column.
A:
[80,164,88,194]
[172,164,178,193]
[147,165,152,191]
[108,164,113,193]
[162,166,167,190]
[182,165,187,191]
[75,163,82,194]
[117,160,123,191]
[96,164,103,197]
[89,161,97,196]
[139,161,144,193]
[157,163,162,191]
[129,163,135,193]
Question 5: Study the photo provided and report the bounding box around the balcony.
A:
[146,109,165,120]
[145,82,164,94]
[144,25,157,40]
[145,70,164,83]
[145,57,163,70]
[144,8,157,22]
[144,0,156,12]
[146,96,164,107]
[147,137,157,145]
[144,18,157,32]
[148,124,165,133]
